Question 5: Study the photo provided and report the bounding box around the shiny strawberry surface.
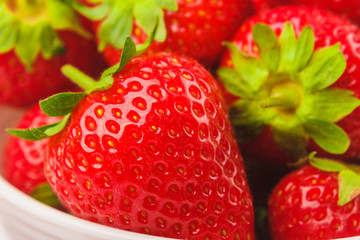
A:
[45,53,254,239]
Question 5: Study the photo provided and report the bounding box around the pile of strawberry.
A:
[2,0,360,239]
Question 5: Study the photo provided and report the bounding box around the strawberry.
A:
[11,36,255,239]
[72,0,253,68]
[0,0,107,107]
[268,154,360,239]
[217,6,360,164]
[4,104,62,206]
[252,0,360,26]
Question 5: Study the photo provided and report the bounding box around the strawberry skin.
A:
[268,165,360,239]
[44,53,254,239]
[90,0,253,68]
[253,0,360,26]
[3,104,61,194]
[219,6,360,164]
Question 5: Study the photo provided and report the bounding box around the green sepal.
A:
[70,1,109,21]
[308,152,348,172]
[220,22,357,159]
[252,23,280,73]
[302,118,349,154]
[15,22,43,71]
[73,0,177,51]
[7,115,70,141]
[115,19,159,73]
[40,24,66,59]
[97,2,132,51]
[40,92,87,117]
[309,153,360,206]
[278,22,297,73]
[217,67,253,99]
[338,170,360,206]
[30,182,61,207]
[299,88,360,122]
[0,6,18,52]
[47,0,91,38]
[299,43,346,91]
[291,26,314,76]
[222,42,269,94]
[0,0,90,69]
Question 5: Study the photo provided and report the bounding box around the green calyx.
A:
[0,0,90,71]
[218,22,360,158]
[30,182,61,207]
[7,22,158,141]
[71,0,178,51]
[309,152,360,206]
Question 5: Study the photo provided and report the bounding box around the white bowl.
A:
[0,106,360,240]
[0,106,174,240]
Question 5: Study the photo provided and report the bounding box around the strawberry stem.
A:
[61,64,97,91]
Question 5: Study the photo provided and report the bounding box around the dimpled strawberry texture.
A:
[0,30,107,107]
[45,53,254,239]
[3,104,61,194]
[100,0,253,68]
[253,0,360,26]
[268,165,360,239]
[220,6,360,163]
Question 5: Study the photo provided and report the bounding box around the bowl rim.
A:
[0,175,175,240]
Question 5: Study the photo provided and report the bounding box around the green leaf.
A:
[278,22,297,73]
[116,36,137,72]
[299,88,360,122]
[31,182,61,207]
[6,115,68,141]
[225,42,269,93]
[291,26,314,75]
[40,92,87,117]
[47,0,91,38]
[302,118,350,154]
[97,2,133,50]
[299,43,346,91]
[252,23,280,73]
[271,126,308,158]
[44,115,70,136]
[338,169,360,206]
[217,67,253,99]
[40,24,65,59]
[309,153,348,172]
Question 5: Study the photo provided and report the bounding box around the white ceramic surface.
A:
[0,106,360,240]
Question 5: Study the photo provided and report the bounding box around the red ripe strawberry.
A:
[253,0,360,26]
[12,36,256,239]
[0,0,107,107]
[73,0,253,68]
[3,104,61,194]
[268,155,360,239]
[217,6,360,164]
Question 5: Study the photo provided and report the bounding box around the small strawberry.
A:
[252,0,360,26]
[4,104,62,206]
[217,6,360,164]
[11,35,255,239]
[72,0,253,68]
[0,0,107,107]
[268,153,360,239]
